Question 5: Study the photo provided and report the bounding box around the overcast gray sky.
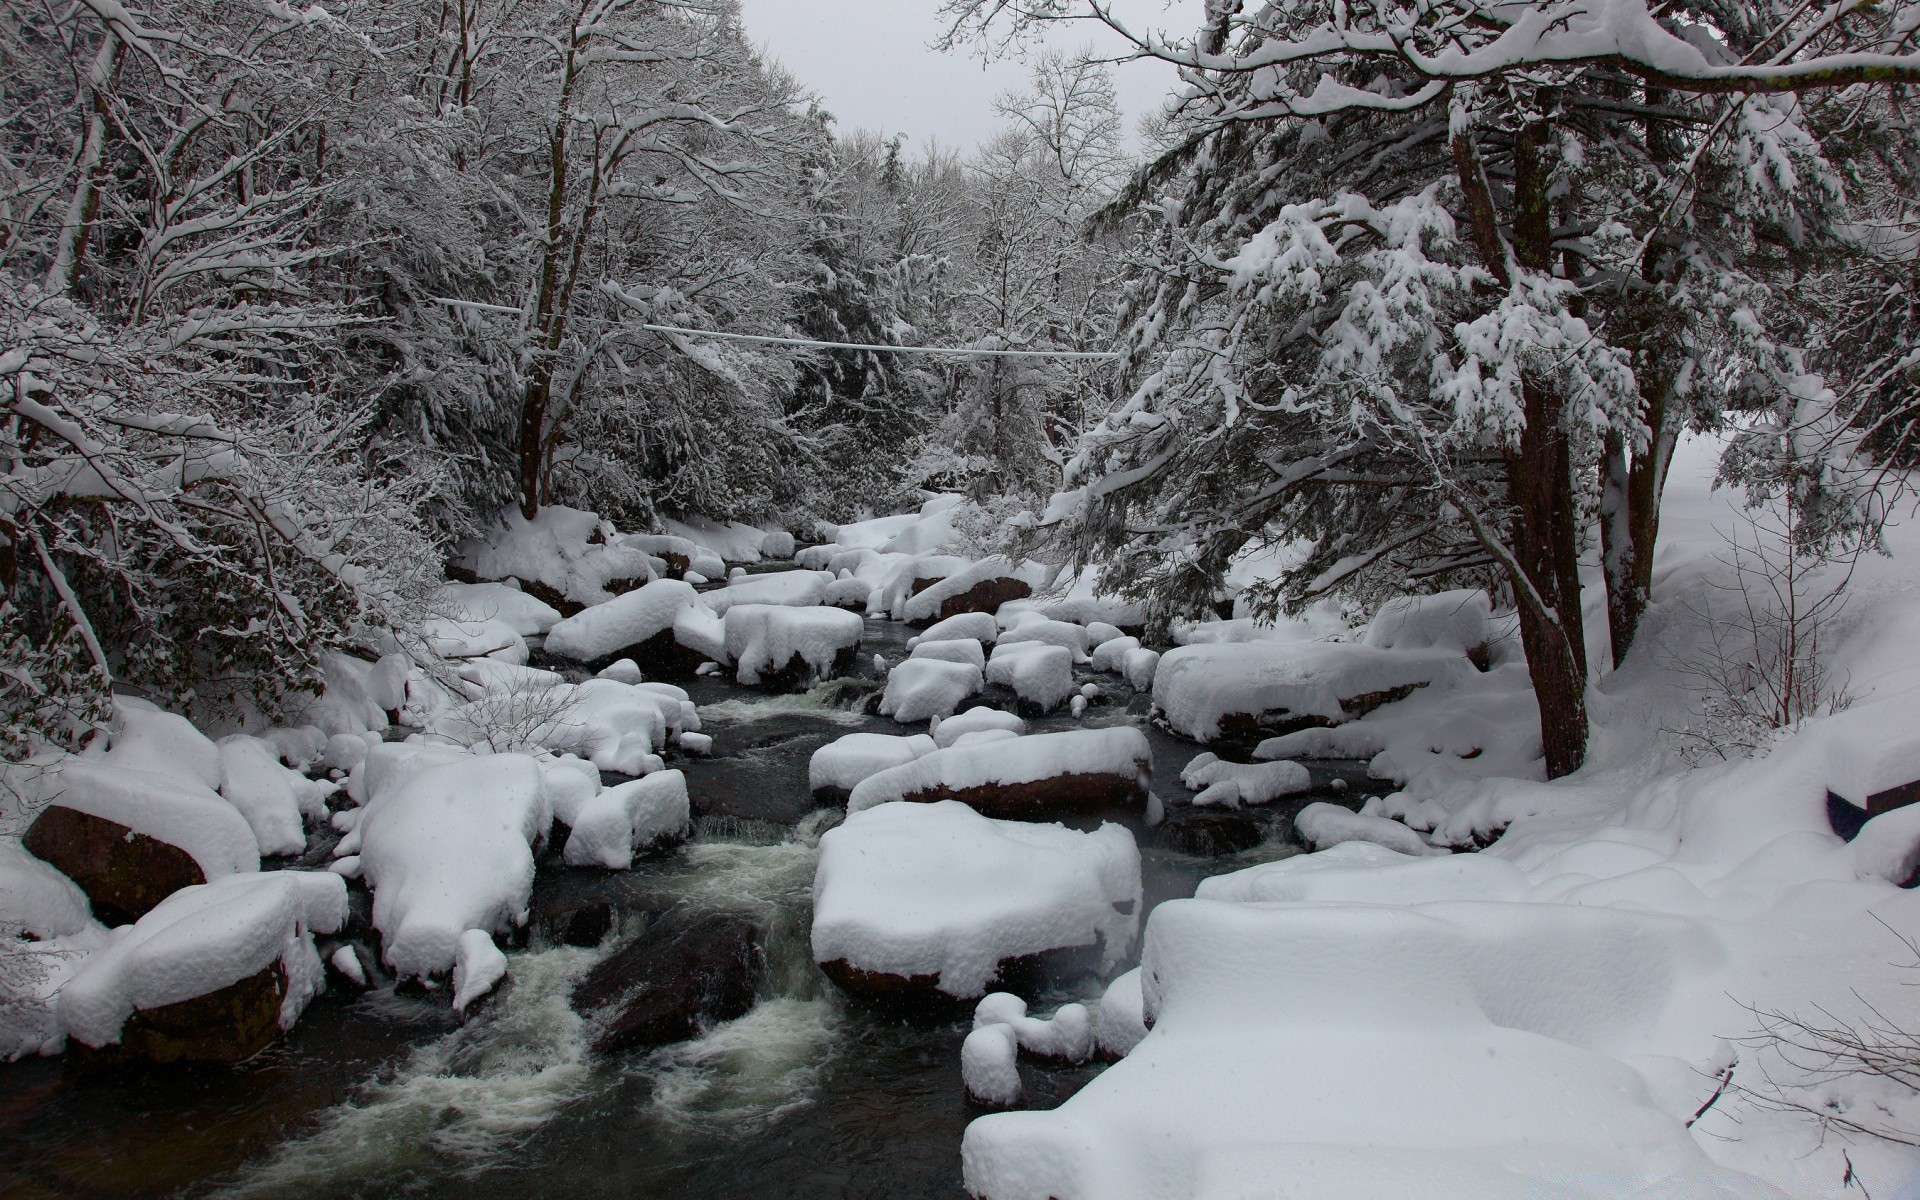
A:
[735,1,1189,153]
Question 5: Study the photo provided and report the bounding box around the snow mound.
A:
[902,556,1028,624]
[1093,968,1145,1059]
[422,617,527,665]
[705,570,831,615]
[58,870,346,1049]
[1197,841,1529,904]
[848,727,1152,815]
[288,650,409,736]
[1083,622,1126,649]
[217,735,332,857]
[995,620,1089,660]
[13,756,260,880]
[453,505,660,607]
[812,800,1140,998]
[1293,801,1449,856]
[963,1022,1022,1107]
[451,929,508,1015]
[723,604,864,686]
[662,515,774,564]
[918,612,1000,646]
[810,733,937,796]
[0,837,96,938]
[436,581,563,636]
[1363,589,1493,653]
[563,771,690,869]
[910,638,987,668]
[542,579,706,662]
[353,754,549,978]
[973,993,1094,1064]
[1179,754,1312,808]
[879,658,984,723]
[1152,641,1469,743]
[985,642,1075,713]
[933,708,1027,748]
[1090,635,1139,674]
[1122,648,1160,691]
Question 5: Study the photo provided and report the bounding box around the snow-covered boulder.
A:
[933,707,1027,748]
[436,581,564,637]
[1083,621,1126,649]
[1090,635,1140,674]
[985,642,1075,714]
[57,870,345,1063]
[351,754,549,979]
[879,658,984,723]
[996,619,1090,660]
[1363,588,1493,654]
[848,727,1152,822]
[542,579,715,673]
[902,556,1033,625]
[1041,597,1146,631]
[918,611,1000,646]
[1292,802,1448,857]
[1197,840,1528,905]
[217,735,333,857]
[1152,641,1469,746]
[961,898,1750,1200]
[704,569,831,615]
[662,515,772,564]
[452,929,509,1016]
[423,616,527,665]
[723,603,864,689]
[1093,968,1146,1059]
[813,800,1140,1003]
[16,755,259,924]
[911,638,987,669]
[287,650,410,737]
[452,504,655,610]
[563,771,690,869]
[822,577,874,610]
[1123,647,1161,691]
[1180,754,1312,808]
[963,1022,1023,1109]
[810,732,937,803]
[973,993,1095,1065]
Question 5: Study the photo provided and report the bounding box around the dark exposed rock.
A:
[1206,683,1425,753]
[819,940,1107,1012]
[23,807,204,926]
[515,578,584,618]
[920,576,1031,624]
[1156,808,1266,856]
[572,910,764,1054]
[750,644,860,693]
[72,962,288,1067]
[894,771,1148,824]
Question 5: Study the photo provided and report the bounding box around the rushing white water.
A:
[640,996,842,1128]
[696,683,872,727]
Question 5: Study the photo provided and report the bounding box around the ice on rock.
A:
[880,658,984,723]
[995,620,1089,661]
[961,899,1754,1200]
[812,800,1141,999]
[810,733,937,797]
[452,929,509,1015]
[1090,635,1140,674]
[542,579,706,662]
[354,754,549,978]
[848,727,1152,817]
[217,736,333,856]
[910,638,987,668]
[1293,801,1448,857]
[436,581,563,636]
[971,993,1095,1064]
[1094,968,1146,1059]
[723,604,864,686]
[963,1023,1023,1108]
[1152,641,1469,743]
[985,642,1075,713]
[57,870,347,1050]
[563,771,690,869]
[1198,841,1528,905]
[932,707,1026,748]
[1363,588,1492,654]
[705,569,831,615]
[918,612,1000,646]
[1180,754,1312,808]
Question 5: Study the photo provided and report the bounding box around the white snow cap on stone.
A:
[918,611,1000,646]
[436,581,564,637]
[1152,641,1469,742]
[901,556,1020,624]
[1363,588,1492,653]
[880,657,984,724]
[354,754,550,978]
[9,755,260,881]
[218,735,333,857]
[57,870,346,1049]
[543,579,706,662]
[963,1022,1023,1108]
[1090,635,1140,674]
[1181,754,1313,808]
[1198,841,1527,905]
[812,800,1141,998]
[705,569,832,615]
[996,619,1090,661]
[932,707,1026,748]
[972,993,1095,1063]
[985,642,1075,713]
[597,658,644,684]
[810,733,936,795]
[849,727,1151,814]
[1292,802,1448,857]
[910,638,987,669]
[452,929,509,1014]
[1094,968,1146,1059]
[563,771,690,870]
[724,604,864,686]
[0,837,97,939]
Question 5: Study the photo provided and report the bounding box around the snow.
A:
[1197,841,1529,905]
[562,771,690,869]
[329,944,366,987]
[436,581,563,636]
[985,642,1075,712]
[57,870,346,1049]
[932,707,1027,748]
[847,727,1152,814]
[812,800,1141,998]
[973,993,1094,1064]
[704,570,830,615]
[1362,588,1493,653]
[1179,754,1312,808]
[287,650,408,736]
[902,556,1024,624]
[1293,801,1449,856]
[451,929,508,1015]
[809,732,936,795]
[995,619,1089,660]
[1122,648,1160,691]
[1083,621,1126,648]
[351,754,549,979]
[0,837,96,938]
[1852,803,1920,887]
[661,515,774,563]
[597,658,643,684]
[1089,634,1139,674]
[878,657,984,723]
[723,604,864,686]
[542,579,706,662]
[453,504,656,607]
[1093,968,1145,1059]
[537,755,601,828]
[917,611,1000,646]
[422,617,527,665]
[962,1023,1022,1107]
[217,736,332,857]
[910,637,986,668]
[1151,640,1471,743]
[321,732,368,773]
[9,755,260,881]
[101,697,223,790]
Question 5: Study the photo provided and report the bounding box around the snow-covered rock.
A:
[542,579,708,664]
[704,569,831,615]
[810,732,937,801]
[995,619,1090,660]
[973,993,1095,1064]
[1093,968,1146,1059]
[436,581,564,636]
[1123,647,1161,691]
[1090,635,1140,674]
[353,754,549,979]
[1083,621,1126,649]
[1180,754,1312,808]
[1292,802,1448,857]
[1152,641,1470,745]
[911,637,987,668]
[918,611,1000,646]
[57,870,345,1061]
[848,727,1152,821]
[563,771,691,869]
[932,707,1027,748]
[423,616,528,664]
[902,556,1033,624]
[452,504,655,608]
[1197,841,1527,905]
[723,603,864,688]
[0,837,96,939]
[879,657,984,723]
[1363,588,1493,654]
[813,800,1140,1001]
[451,929,508,1016]
[963,1022,1023,1108]
[217,735,332,857]
[985,642,1075,714]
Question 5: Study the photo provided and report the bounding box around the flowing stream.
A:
[0,618,1384,1200]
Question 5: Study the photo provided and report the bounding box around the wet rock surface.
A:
[23,807,205,926]
[572,910,766,1054]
